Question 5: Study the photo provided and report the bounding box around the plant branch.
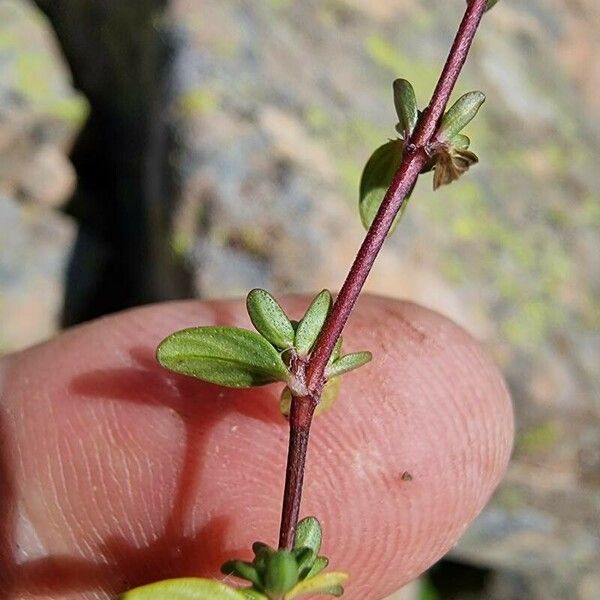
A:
[278,0,488,550]
[306,0,486,390]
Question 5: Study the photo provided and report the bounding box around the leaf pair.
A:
[157,289,371,417]
[359,81,485,232]
[119,519,346,599]
[246,288,334,360]
[156,290,333,389]
[358,79,417,233]
[222,516,347,599]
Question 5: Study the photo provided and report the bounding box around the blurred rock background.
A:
[0,0,598,598]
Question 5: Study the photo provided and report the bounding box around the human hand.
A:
[0,295,513,599]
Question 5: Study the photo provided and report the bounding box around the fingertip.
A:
[0,296,513,599]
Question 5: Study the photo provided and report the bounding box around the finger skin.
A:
[0,295,513,599]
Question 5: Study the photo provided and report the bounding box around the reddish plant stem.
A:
[413,1,487,146]
[305,150,428,391]
[278,0,487,549]
[278,395,316,549]
[307,0,486,389]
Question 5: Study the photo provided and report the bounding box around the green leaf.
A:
[294,517,322,557]
[292,547,315,579]
[252,543,276,579]
[157,326,289,388]
[280,376,341,418]
[450,134,470,150]
[247,289,295,350]
[316,377,341,415]
[252,541,275,557]
[393,79,418,139]
[279,387,292,417]
[293,517,321,578]
[221,560,263,587]
[304,556,328,579]
[284,572,348,599]
[359,140,410,234]
[325,351,372,379]
[328,337,343,365]
[118,578,248,600]
[438,91,485,140]
[264,551,299,597]
[295,290,332,357]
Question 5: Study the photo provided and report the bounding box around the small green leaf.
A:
[292,547,315,579]
[118,578,248,600]
[264,551,299,597]
[284,572,348,599]
[450,134,470,150]
[280,376,341,418]
[252,543,276,579]
[304,556,328,579]
[221,560,263,587]
[328,337,343,365]
[294,517,322,556]
[157,326,289,387]
[325,351,372,379]
[438,91,485,140]
[467,0,500,12]
[252,542,275,557]
[295,290,332,357]
[247,289,295,350]
[317,377,341,415]
[279,387,292,417]
[359,140,408,233]
[393,79,418,139]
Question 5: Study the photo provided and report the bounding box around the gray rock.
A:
[0,0,87,206]
[0,0,85,352]
[0,195,75,352]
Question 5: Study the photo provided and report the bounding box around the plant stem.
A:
[278,0,487,549]
[278,395,316,549]
[306,0,486,389]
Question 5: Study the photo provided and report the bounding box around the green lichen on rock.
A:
[0,0,88,127]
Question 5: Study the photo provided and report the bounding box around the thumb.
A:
[0,295,513,599]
